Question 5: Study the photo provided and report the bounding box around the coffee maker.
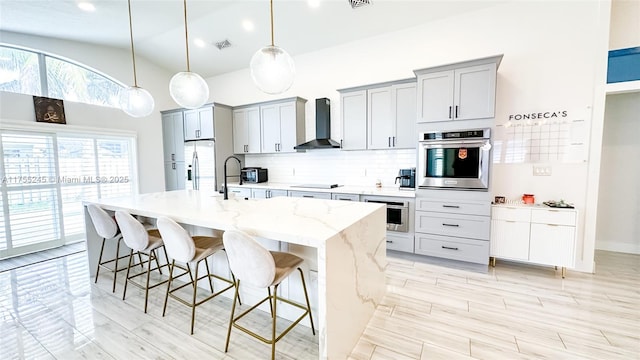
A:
[395,168,416,190]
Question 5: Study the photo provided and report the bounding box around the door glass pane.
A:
[0,46,41,95]
[96,138,133,198]
[2,134,56,184]
[61,185,98,240]
[7,188,60,247]
[45,56,122,107]
[0,194,6,251]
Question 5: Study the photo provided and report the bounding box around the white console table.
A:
[490,204,577,277]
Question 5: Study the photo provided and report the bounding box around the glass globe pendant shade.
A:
[119,86,155,118]
[250,45,295,95]
[169,71,209,109]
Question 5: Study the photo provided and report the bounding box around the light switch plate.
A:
[533,165,552,176]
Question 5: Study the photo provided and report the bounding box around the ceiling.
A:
[0,0,505,78]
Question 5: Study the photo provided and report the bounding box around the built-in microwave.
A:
[417,128,491,190]
[240,167,268,183]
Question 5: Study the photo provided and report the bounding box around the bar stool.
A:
[87,204,128,293]
[222,229,315,360]
[156,216,237,335]
[115,211,169,314]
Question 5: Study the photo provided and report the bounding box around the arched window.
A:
[0,45,125,108]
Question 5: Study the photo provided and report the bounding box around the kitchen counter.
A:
[83,190,386,359]
[228,182,416,198]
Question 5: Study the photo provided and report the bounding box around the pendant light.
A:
[250,0,295,95]
[120,0,155,118]
[169,0,209,109]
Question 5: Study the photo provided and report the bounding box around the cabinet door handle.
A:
[448,106,452,119]
[455,105,459,118]
[275,143,278,152]
[245,145,248,153]
[340,139,343,148]
[302,195,314,198]
[172,163,176,170]
[442,205,460,209]
[442,246,459,251]
[392,136,396,147]
[442,223,460,227]
[278,143,281,152]
[386,240,393,243]
[171,153,175,161]
[506,220,516,223]
[388,137,391,147]
[547,224,559,227]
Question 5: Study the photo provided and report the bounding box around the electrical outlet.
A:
[533,165,552,176]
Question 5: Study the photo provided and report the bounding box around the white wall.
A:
[206,1,607,272]
[609,0,640,49]
[596,93,640,253]
[0,31,175,193]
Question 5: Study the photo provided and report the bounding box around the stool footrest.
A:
[232,294,310,345]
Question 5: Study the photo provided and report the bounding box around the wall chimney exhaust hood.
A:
[294,98,341,150]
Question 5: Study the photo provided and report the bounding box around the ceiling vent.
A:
[348,0,370,9]
[215,39,232,50]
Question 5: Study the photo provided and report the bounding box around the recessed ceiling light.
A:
[77,2,96,12]
[308,0,321,8]
[193,38,207,48]
[242,19,254,32]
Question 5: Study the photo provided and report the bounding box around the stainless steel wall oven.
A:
[418,128,491,190]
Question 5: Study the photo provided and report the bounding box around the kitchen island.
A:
[83,190,387,359]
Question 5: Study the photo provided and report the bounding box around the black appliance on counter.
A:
[240,167,268,183]
[395,168,416,190]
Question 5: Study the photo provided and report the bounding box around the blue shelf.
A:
[607,47,640,84]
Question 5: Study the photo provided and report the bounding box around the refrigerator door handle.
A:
[192,151,199,190]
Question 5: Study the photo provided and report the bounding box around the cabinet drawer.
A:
[228,187,252,199]
[491,206,531,222]
[531,208,576,226]
[416,198,490,216]
[386,232,414,253]
[332,193,360,201]
[415,234,489,264]
[288,191,332,200]
[416,211,490,240]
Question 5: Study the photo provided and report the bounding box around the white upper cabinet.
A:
[260,99,304,154]
[161,111,185,162]
[415,55,501,123]
[232,106,261,154]
[391,82,417,149]
[341,79,416,150]
[340,90,368,150]
[367,87,393,149]
[184,106,214,140]
[233,98,305,155]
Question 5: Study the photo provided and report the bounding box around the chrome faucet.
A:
[223,156,243,200]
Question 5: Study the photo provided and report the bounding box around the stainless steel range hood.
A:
[294,98,341,150]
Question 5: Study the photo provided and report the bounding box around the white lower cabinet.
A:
[386,232,414,253]
[490,205,577,276]
[252,188,288,199]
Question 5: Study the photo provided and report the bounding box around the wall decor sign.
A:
[493,108,589,164]
[33,96,66,124]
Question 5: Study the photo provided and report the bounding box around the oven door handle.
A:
[419,139,487,147]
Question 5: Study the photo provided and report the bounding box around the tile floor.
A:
[0,249,638,359]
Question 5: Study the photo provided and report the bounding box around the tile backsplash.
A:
[244,149,417,187]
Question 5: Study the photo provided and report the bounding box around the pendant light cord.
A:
[270,0,274,47]
[183,0,191,72]
[127,0,138,87]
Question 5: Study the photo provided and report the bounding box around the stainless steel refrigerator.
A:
[185,140,217,191]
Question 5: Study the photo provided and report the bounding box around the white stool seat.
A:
[87,204,126,293]
[223,230,315,359]
[116,211,169,314]
[156,216,235,335]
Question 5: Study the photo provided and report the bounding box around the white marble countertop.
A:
[227,182,416,198]
[84,190,385,248]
